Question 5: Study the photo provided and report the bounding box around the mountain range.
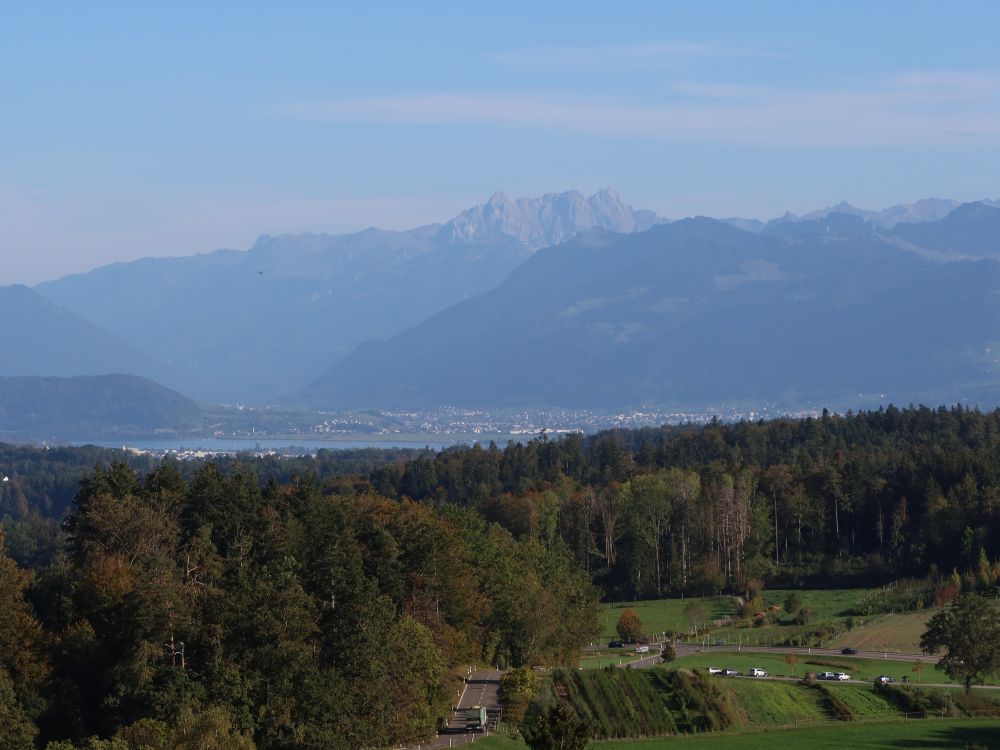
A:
[34,189,657,402]
[6,190,1000,420]
[304,211,1000,409]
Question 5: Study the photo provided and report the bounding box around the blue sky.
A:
[3,1,1000,283]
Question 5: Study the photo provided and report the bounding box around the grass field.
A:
[828,610,937,653]
[602,596,738,639]
[723,679,827,724]
[474,719,1000,749]
[760,589,865,620]
[821,683,900,718]
[594,719,1000,748]
[602,589,869,644]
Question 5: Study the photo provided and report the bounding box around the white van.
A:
[836,672,851,681]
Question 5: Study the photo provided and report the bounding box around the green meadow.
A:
[601,589,948,657]
[475,718,1000,749]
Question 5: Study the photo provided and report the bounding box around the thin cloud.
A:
[279,70,1000,147]
[489,41,741,68]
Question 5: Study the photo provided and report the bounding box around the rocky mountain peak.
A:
[436,189,663,250]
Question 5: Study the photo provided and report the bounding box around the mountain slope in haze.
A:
[304,211,1000,411]
[798,197,963,226]
[724,197,997,233]
[0,285,172,382]
[0,374,201,440]
[37,189,660,403]
[887,201,1000,258]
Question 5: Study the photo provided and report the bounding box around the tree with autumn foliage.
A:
[616,608,643,643]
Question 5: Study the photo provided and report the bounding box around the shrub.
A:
[935,581,961,606]
[784,592,802,616]
[500,667,541,724]
[795,606,817,625]
[874,682,958,718]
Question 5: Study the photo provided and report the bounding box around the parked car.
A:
[722,668,739,676]
[876,675,895,684]
[608,640,625,648]
[836,672,851,681]
[841,647,858,655]
[707,667,723,675]
[818,671,838,680]
[635,645,650,654]
[749,667,768,677]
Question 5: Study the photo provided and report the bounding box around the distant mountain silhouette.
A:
[304,212,1000,411]
[0,374,201,441]
[887,201,1000,258]
[37,190,662,402]
[0,285,171,382]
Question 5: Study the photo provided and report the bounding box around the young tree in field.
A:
[660,643,676,663]
[794,606,816,626]
[783,593,802,618]
[616,608,643,643]
[683,600,706,634]
[912,659,924,685]
[920,593,1000,693]
[785,653,798,676]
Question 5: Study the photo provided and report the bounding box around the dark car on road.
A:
[841,647,858,655]
[608,640,625,648]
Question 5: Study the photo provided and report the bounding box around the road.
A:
[399,669,502,750]
[673,643,942,664]
[705,671,1000,691]
[618,644,1000,691]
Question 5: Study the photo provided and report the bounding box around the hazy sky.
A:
[3,1,1000,284]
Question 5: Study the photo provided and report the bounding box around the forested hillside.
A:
[0,375,203,441]
[3,405,1000,748]
[0,462,599,749]
[370,405,1000,596]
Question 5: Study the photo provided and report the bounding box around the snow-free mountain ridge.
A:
[36,189,662,402]
[304,204,1000,410]
[19,190,1000,415]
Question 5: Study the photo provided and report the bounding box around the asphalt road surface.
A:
[673,643,942,664]
[400,668,502,750]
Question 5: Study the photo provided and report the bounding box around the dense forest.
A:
[3,405,1000,747]
[0,462,598,749]
[372,405,1000,596]
[0,445,430,568]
